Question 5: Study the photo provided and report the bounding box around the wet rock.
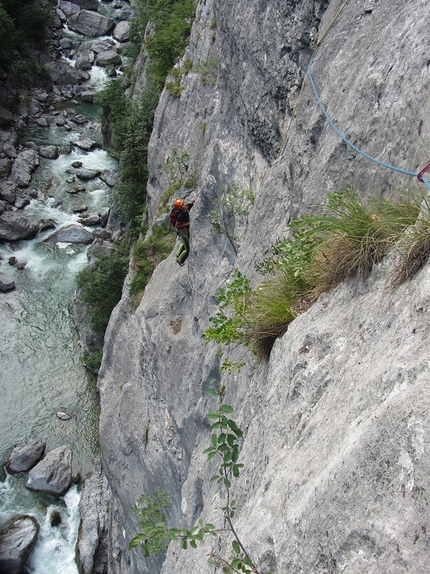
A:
[39,218,57,232]
[68,10,115,37]
[6,439,46,473]
[80,90,97,103]
[39,145,59,159]
[0,515,39,574]
[14,192,30,209]
[26,445,73,496]
[71,114,89,125]
[56,411,72,420]
[72,137,101,151]
[10,149,39,187]
[36,117,49,127]
[43,224,94,244]
[74,204,88,213]
[78,213,100,226]
[91,37,115,54]
[8,257,26,270]
[0,200,6,214]
[67,182,86,194]
[0,212,40,241]
[113,20,130,43]
[75,52,94,71]
[75,167,101,180]
[45,60,84,85]
[100,169,117,187]
[96,49,121,67]
[49,510,62,527]
[0,273,15,292]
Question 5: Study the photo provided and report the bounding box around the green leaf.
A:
[205,523,215,530]
[218,432,226,444]
[182,539,188,550]
[224,477,231,488]
[203,446,215,454]
[206,412,219,420]
[220,404,234,413]
[211,433,217,447]
[232,540,241,554]
[190,540,197,548]
[205,388,218,396]
[207,451,217,461]
[210,475,219,482]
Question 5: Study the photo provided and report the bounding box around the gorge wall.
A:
[97,0,430,572]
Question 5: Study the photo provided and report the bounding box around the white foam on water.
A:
[26,486,81,574]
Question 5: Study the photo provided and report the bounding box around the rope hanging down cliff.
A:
[278,0,430,191]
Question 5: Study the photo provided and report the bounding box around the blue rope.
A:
[307,57,430,191]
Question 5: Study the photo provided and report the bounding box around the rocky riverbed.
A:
[0,1,131,572]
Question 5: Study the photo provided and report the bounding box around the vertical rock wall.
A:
[97,1,430,572]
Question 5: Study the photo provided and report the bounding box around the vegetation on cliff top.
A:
[0,0,52,87]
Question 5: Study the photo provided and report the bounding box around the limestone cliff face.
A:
[97,1,430,572]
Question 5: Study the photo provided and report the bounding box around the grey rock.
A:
[71,113,89,125]
[3,143,17,159]
[6,439,46,473]
[49,510,62,527]
[0,157,11,177]
[91,37,115,54]
[36,117,49,127]
[0,181,17,204]
[113,21,130,43]
[67,182,86,194]
[68,10,115,38]
[75,52,94,71]
[45,60,84,85]
[0,212,40,241]
[59,0,80,16]
[76,459,110,574]
[10,149,39,187]
[43,224,94,244]
[14,192,30,209]
[80,90,97,102]
[0,200,6,214]
[100,169,117,187]
[39,145,59,159]
[56,411,72,420]
[0,273,15,292]
[96,0,430,573]
[78,213,100,226]
[72,137,101,151]
[26,445,73,496]
[75,168,101,180]
[96,50,121,67]
[0,515,39,574]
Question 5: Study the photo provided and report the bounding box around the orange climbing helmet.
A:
[174,199,186,209]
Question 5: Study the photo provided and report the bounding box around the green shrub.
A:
[76,249,129,335]
[206,187,423,363]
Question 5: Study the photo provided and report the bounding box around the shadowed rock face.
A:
[97,1,430,573]
[68,10,115,37]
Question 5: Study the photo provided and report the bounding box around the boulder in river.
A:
[43,224,94,244]
[26,445,73,496]
[113,20,130,43]
[72,137,101,151]
[100,169,117,187]
[68,10,115,37]
[0,515,39,574]
[75,168,101,180]
[6,439,46,473]
[0,211,40,241]
[0,273,15,292]
[9,149,39,188]
[39,145,59,159]
[95,50,121,68]
[45,60,84,85]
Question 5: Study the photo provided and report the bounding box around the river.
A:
[0,29,120,573]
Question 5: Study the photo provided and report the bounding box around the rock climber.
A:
[174,198,195,265]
